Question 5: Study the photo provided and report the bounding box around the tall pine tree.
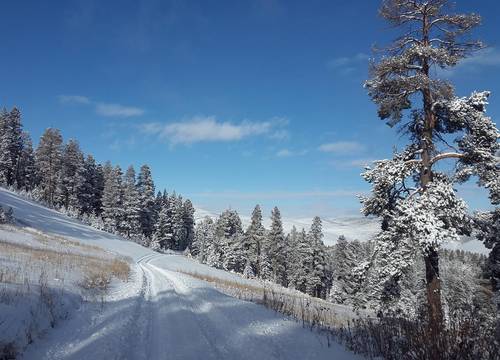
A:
[35,128,63,205]
[362,0,499,335]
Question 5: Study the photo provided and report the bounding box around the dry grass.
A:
[0,240,130,287]
[0,223,132,356]
[179,270,350,331]
[0,225,131,301]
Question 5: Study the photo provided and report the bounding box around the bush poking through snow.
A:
[80,272,111,293]
[0,205,14,224]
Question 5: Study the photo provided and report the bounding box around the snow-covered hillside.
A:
[0,188,361,359]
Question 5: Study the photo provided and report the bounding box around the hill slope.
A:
[0,188,360,360]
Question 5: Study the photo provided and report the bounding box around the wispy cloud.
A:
[330,158,376,169]
[438,47,500,77]
[318,141,365,154]
[57,95,91,104]
[141,116,289,145]
[276,148,308,158]
[58,94,145,118]
[326,53,369,75]
[95,103,145,117]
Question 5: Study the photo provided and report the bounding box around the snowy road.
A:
[21,252,359,360]
[0,189,359,359]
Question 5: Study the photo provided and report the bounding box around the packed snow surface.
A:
[0,188,360,359]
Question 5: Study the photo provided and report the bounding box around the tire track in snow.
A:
[141,261,226,360]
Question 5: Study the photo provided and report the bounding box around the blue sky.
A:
[1,0,499,218]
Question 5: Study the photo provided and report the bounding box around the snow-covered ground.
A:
[0,188,361,359]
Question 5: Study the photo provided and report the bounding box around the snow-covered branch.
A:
[429,152,464,165]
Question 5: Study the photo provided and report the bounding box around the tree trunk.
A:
[424,247,444,333]
[420,9,444,339]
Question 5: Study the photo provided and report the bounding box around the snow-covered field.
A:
[0,188,361,359]
[0,224,129,357]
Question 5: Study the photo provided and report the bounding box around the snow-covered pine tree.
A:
[330,236,357,304]
[122,165,141,240]
[170,193,187,251]
[15,132,36,191]
[181,199,195,251]
[306,217,328,298]
[223,231,246,273]
[362,0,499,334]
[289,228,311,293]
[76,155,99,215]
[285,226,300,286]
[213,209,243,270]
[192,216,215,262]
[243,205,266,277]
[56,139,84,210]
[137,164,156,239]
[35,128,64,205]
[101,165,125,233]
[151,201,174,251]
[0,108,23,187]
[475,209,500,310]
[262,207,287,286]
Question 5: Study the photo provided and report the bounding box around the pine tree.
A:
[137,164,156,238]
[213,209,243,270]
[289,228,312,293]
[151,201,174,251]
[262,207,287,286]
[181,199,195,251]
[15,132,36,191]
[475,209,500,311]
[35,128,63,205]
[243,205,266,277]
[0,108,23,186]
[77,155,100,215]
[286,226,302,288]
[361,0,499,334]
[56,139,84,209]
[307,217,328,298]
[171,193,186,251]
[223,232,246,273]
[101,165,124,233]
[192,216,215,262]
[330,236,359,304]
[122,165,141,239]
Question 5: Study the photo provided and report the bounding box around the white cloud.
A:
[276,148,308,157]
[276,149,292,157]
[95,103,145,117]
[330,158,377,168]
[318,141,365,154]
[438,47,500,77]
[58,94,145,118]
[57,95,91,104]
[326,53,369,74]
[142,116,288,145]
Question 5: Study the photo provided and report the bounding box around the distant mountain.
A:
[194,207,379,245]
[194,207,490,253]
